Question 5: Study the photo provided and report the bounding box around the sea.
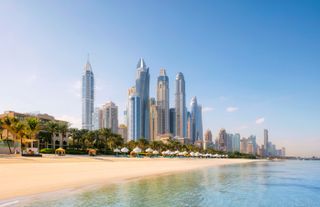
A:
[11,160,320,207]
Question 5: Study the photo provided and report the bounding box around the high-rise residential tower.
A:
[92,107,100,130]
[218,128,228,152]
[190,97,203,143]
[100,101,118,134]
[118,124,128,142]
[149,98,158,141]
[175,72,187,138]
[127,87,141,141]
[186,111,191,140]
[203,129,213,150]
[135,58,150,140]
[82,58,94,130]
[264,129,269,157]
[169,108,176,136]
[157,69,170,135]
[233,133,241,152]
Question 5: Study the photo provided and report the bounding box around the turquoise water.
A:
[24,161,320,207]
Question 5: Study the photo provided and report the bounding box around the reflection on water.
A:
[24,161,320,207]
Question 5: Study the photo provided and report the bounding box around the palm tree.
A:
[79,129,89,149]
[37,130,52,149]
[45,121,59,149]
[2,116,19,154]
[57,122,69,148]
[106,134,123,151]
[137,138,149,150]
[25,117,40,151]
[69,128,81,149]
[0,119,6,152]
[83,130,96,149]
[126,140,138,151]
[149,141,162,152]
[25,117,40,139]
[11,121,26,154]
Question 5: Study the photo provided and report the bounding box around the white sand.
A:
[0,155,258,201]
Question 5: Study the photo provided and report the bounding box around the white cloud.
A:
[202,107,214,112]
[56,115,81,128]
[226,107,239,112]
[256,117,265,124]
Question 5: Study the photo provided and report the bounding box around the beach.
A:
[0,155,258,202]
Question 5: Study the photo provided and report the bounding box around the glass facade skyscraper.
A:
[175,72,187,138]
[190,97,203,143]
[135,58,150,140]
[264,129,269,157]
[169,108,176,136]
[127,87,141,141]
[82,59,94,130]
[157,69,170,135]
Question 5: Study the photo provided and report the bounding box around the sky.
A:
[0,0,319,157]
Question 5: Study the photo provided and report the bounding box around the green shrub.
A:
[40,148,54,154]
[65,149,87,155]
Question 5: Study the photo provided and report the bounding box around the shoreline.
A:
[0,155,261,203]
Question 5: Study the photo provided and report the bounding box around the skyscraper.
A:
[100,101,118,134]
[186,111,191,140]
[218,129,227,152]
[248,135,257,155]
[240,138,248,154]
[157,69,170,135]
[203,129,213,150]
[227,134,234,152]
[118,124,128,142]
[169,108,176,136]
[175,72,187,138]
[190,97,203,143]
[233,133,241,152]
[92,107,100,130]
[264,129,269,157]
[149,98,158,141]
[82,58,94,130]
[135,58,150,140]
[127,87,141,141]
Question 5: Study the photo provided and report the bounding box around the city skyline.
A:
[0,0,319,156]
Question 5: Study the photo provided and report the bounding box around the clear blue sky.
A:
[0,0,319,156]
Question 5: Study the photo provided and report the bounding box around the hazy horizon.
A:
[0,0,319,157]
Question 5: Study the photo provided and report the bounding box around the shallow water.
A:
[20,160,320,207]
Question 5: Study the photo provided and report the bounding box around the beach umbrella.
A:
[178,152,184,156]
[121,147,129,153]
[195,152,200,157]
[153,150,159,155]
[55,148,65,156]
[161,151,167,155]
[145,148,153,153]
[114,148,120,156]
[174,150,180,155]
[88,149,97,156]
[133,147,142,153]
[190,152,195,157]
[182,151,188,156]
